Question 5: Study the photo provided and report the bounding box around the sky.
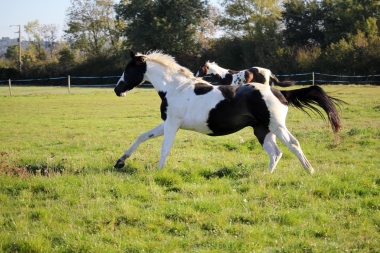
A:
[0,0,72,39]
[0,0,221,40]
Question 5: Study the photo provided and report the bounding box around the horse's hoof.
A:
[114,159,125,169]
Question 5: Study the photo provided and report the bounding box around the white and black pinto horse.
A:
[196,60,294,87]
[114,51,343,174]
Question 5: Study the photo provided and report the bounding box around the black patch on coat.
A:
[253,125,270,145]
[194,83,213,95]
[270,87,288,106]
[158,91,168,121]
[212,73,233,85]
[218,85,236,101]
[207,85,270,136]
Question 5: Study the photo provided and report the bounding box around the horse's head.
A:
[114,51,147,96]
[195,60,209,77]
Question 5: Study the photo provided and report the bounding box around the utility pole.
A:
[10,25,22,72]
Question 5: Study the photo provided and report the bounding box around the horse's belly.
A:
[207,114,257,136]
[179,92,224,134]
[180,104,216,134]
[180,120,213,134]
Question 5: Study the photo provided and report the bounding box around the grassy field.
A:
[0,85,379,252]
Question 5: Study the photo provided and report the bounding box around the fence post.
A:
[312,72,315,85]
[8,79,12,96]
[68,75,71,93]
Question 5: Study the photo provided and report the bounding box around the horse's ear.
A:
[130,50,136,59]
[203,60,207,65]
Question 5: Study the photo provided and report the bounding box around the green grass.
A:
[0,85,379,252]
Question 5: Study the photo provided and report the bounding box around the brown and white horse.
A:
[114,51,343,174]
[196,61,294,87]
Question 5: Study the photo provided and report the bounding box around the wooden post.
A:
[68,75,71,93]
[312,72,315,85]
[8,79,12,96]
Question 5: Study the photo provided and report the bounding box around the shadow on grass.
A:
[113,164,138,175]
[200,165,249,180]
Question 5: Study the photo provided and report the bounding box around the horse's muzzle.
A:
[114,88,127,97]
[114,87,121,96]
[114,80,128,96]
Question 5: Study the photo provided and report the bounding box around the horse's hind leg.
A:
[254,126,282,173]
[114,123,164,168]
[263,133,283,173]
[271,126,315,174]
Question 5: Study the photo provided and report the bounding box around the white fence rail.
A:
[0,75,122,87]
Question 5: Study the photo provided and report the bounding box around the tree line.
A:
[1,0,380,80]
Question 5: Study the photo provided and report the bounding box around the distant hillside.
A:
[0,37,29,55]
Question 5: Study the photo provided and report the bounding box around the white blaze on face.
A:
[116,72,125,86]
[116,72,127,97]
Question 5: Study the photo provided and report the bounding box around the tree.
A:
[24,20,48,62]
[322,30,380,75]
[214,0,283,68]
[322,0,380,46]
[59,47,76,67]
[197,4,221,51]
[202,36,246,69]
[281,0,380,48]
[281,0,325,47]
[218,0,282,38]
[4,45,20,67]
[115,0,209,56]
[64,0,124,56]
[40,24,59,59]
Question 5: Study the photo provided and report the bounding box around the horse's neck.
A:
[208,63,229,77]
[144,61,191,93]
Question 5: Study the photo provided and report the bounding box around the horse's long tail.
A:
[280,86,345,135]
[270,73,295,87]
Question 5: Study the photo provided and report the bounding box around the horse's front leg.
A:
[158,119,181,169]
[114,123,164,168]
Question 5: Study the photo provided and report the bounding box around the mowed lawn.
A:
[0,85,379,252]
